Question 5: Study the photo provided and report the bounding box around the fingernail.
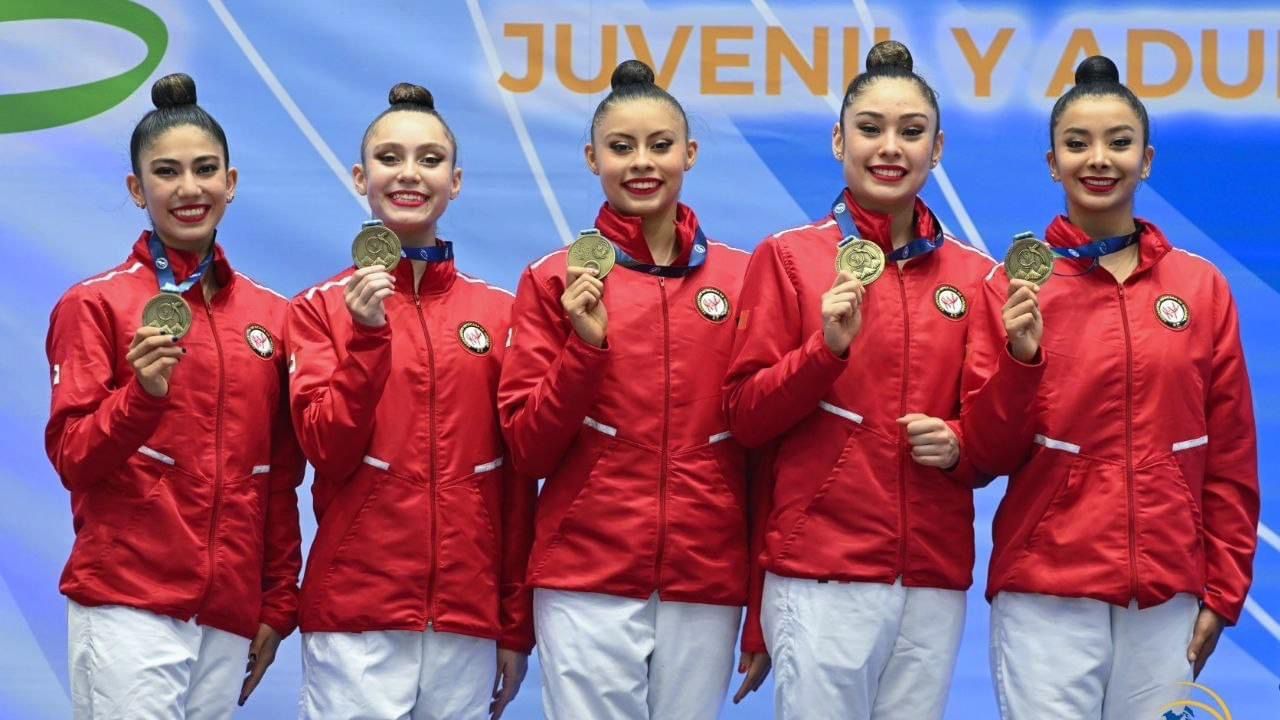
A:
[171,335,178,343]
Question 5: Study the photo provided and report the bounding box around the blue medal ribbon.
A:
[609,225,708,278]
[401,242,454,262]
[831,191,944,261]
[148,232,213,294]
[1050,227,1141,261]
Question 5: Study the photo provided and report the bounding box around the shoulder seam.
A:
[771,218,836,239]
[234,271,288,300]
[457,273,516,298]
[80,261,144,287]
[302,275,353,301]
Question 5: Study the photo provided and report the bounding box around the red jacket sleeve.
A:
[1199,276,1259,625]
[956,272,1046,479]
[724,238,847,449]
[498,457,537,652]
[740,446,775,654]
[45,289,169,492]
[258,368,305,638]
[498,266,609,479]
[285,294,391,480]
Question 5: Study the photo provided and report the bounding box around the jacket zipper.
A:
[197,293,226,613]
[655,276,671,589]
[1117,285,1139,601]
[894,266,910,579]
[413,291,440,628]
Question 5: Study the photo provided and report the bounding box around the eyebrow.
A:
[151,155,220,165]
[370,142,450,153]
[1063,125,1136,135]
[604,130,676,140]
[853,111,930,121]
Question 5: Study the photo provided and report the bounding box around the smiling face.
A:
[354,111,462,245]
[1048,95,1154,225]
[126,124,236,253]
[585,97,697,221]
[833,76,942,215]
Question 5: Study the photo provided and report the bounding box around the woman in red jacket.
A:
[498,60,752,719]
[722,41,1000,720]
[45,73,303,718]
[960,56,1260,720]
[287,83,534,720]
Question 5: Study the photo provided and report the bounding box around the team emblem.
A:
[245,324,275,359]
[458,321,492,355]
[934,285,967,320]
[1155,294,1190,330]
[695,287,731,323]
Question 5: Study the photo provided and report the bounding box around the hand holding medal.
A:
[128,325,185,398]
[1002,232,1046,363]
[563,229,611,349]
[821,271,866,356]
[346,220,399,328]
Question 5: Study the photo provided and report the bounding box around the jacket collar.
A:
[130,230,234,296]
[1045,215,1171,277]
[389,241,457,296]
[593,202,702,267]
[837,190,940,254]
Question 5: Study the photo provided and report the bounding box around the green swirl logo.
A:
[0,0,167,134]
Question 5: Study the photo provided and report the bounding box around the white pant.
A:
[67,600,250,720]
[299,628,496,720]
[533,589,741,720]
[990,592,1199,720]
[762,572,965,720]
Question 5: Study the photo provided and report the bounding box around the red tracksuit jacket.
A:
[960,216,1259,624]
[498,203,751,607]
[287,250,534,651]
[724,193,997,651]
[46,232,303,639]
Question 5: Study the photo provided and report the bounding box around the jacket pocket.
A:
[94,460,210,606]
[309,461,430,625]
[1134,456,1205,597]
[210,472,269,611]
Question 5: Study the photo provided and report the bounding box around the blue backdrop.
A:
[2,1,1276,717]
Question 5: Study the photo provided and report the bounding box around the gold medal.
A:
[1004,232,1055,285]
[834,238,886,285]
[352,222,402,272]
[141,293,193,339]
[567,229,616,279]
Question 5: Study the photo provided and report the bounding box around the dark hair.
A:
[839,41,941,132]
[590,60,689,140]
[129,73,229,175]
[360,83,459,165]
[1049,56,1150,149]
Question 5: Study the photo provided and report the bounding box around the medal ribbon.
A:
[402,242,454,262]
[148,232,214,294]
[1050,228,1140,260]
[610,225,708,278]
[831,191,945,261]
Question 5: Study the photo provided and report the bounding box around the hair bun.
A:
[866,40,913,74]
[1075,56,1120,86]
[610,59,656,90]
[388,82,434,110]
[151,73,198,110]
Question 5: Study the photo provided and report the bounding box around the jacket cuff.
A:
[802,329,849,380]
[259,608,298,639]
[1202,589,1242,626]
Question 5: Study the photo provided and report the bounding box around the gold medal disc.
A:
[352,224,402,272]
[1004,232,1055,286]
[141,293,194,339]
[834,238,886,285]
[567,230,616,279]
